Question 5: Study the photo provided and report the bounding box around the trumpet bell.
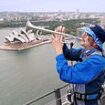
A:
[25,21,35,32]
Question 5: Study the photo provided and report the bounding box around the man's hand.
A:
[52,26,65,55]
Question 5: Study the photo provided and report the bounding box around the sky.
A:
[0,0,105,12]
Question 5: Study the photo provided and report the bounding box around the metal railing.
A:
[23,84,71,105]
[23,83,105,105]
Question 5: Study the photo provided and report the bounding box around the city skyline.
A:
[0,0,105,12]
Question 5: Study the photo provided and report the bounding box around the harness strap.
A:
[74,88,103,101]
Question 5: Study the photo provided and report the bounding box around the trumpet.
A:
[26,21,81,44]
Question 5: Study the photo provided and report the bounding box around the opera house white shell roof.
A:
[5,29,37,43]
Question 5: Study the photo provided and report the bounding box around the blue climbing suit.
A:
[56,44,105,105]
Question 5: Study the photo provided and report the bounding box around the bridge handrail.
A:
[23,84,70,105]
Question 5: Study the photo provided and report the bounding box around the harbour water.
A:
[0,28,104,105]
[0,28,66,105]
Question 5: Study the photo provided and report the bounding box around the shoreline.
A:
[0,40,52,51]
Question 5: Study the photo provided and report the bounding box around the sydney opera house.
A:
[0,21,51,50]
[5,28,38,44]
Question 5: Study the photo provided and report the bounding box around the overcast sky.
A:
[0,0,105,12]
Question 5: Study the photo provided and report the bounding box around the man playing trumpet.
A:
[52,25,105,105]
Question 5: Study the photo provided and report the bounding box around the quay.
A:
[0,40,51,51]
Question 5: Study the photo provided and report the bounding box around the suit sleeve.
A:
[56,54,105,84]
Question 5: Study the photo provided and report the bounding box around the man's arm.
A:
[56,54,105,84]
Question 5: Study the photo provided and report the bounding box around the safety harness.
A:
[74,88,103,101]
[66,49,105,104]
